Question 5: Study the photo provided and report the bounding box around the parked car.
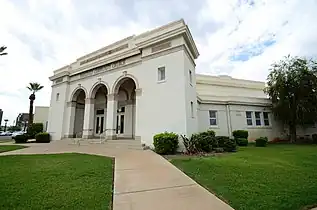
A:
[11,131,26,139]
[0,131,12,136]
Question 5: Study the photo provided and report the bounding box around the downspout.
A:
[226,104,232,137]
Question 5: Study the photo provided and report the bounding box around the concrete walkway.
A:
[0,140,233,210]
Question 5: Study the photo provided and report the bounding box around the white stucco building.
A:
[47,19,297,146]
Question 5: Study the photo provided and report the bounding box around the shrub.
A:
[232,130,249,139]
[215,136,229,148]
[27,123,43,139]
[224,138,237,152]
[192,133,214,153]
[312,134,317,144]
[181,135,200,154]
[14,134,28,143]
[35,132,50,143]
[153,132,179,154]
[236,138,248,146]
[255,137,268,147]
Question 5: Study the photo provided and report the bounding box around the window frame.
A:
[56,93,60,101]
[246,111,253,126]
[157,66,166,82]
[190,101,194,118]
[189,69,193,85]
[255,111,262,126]
[209,110,217,126]
[263,112,270,126]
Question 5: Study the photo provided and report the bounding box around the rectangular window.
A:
[189,70,193,84]
[246,111,253,126]
[56,93,60,101]
[255,112,261,126]
[158,67,165,81]
[209,110,217,126]
[190,101,194,118]
[263,112,270,126]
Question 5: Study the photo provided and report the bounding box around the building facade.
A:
[34,106,49,131]
[0,109,3,127]
[48,19,309,146]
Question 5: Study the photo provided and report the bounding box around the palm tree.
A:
[0,46,7,56]
[27,83,44,126]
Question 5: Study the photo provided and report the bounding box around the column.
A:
[82,98,95,139]
[134,88,142,141]
[64,101,76,138]
[105,93,117,139]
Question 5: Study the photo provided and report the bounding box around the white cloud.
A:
[0,0,316,123]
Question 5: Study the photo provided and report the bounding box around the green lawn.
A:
[0,145,27,153]
[0,153,114,210]
[171,144,317,210]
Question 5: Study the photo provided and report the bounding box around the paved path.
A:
[0,140,233,210]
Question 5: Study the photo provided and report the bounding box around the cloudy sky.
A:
[0,0,317,124]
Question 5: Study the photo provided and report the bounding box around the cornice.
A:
[77,35,134,61]
[70,48,141,76]
[49,71,69,81]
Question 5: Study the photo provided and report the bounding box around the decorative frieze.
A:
[79,59,126,79]
[55,78,63,84]
[151,41,171,53]
[80,44,128,65]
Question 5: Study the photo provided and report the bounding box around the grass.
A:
[0,153,114,210]
[170,144,317,210]
[0,145,27,153]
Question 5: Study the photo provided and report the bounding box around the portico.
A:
[63,76,139,140]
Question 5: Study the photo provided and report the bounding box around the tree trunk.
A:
[28,98,34,128]
[289,123,297,143]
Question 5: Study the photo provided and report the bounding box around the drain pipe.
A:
[226,104,232,137]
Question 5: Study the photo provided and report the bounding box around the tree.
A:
[0,46,7,56]
[27,83,44,127]
[8,126,21,132]
[265,55,317,142]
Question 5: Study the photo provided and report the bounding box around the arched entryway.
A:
[113,77,136,139]
[71,88,86,137]
[91,83,108,137]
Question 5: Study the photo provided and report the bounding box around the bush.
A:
[191,133,214,153]
[224,138,237,152]
[14,134,28,143]
[215,136,229,148]
[27,123,43,139]
[236,138,248,146]
[181,130,216,154]
[153,132,179,154]
[255,137,268,147]
[35,132,50,143]
[181,135,199,154]
[232,130,249,139]
[312,134,317,144]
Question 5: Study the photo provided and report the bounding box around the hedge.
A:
[35,132,50,143]
[232,130,249,139]
[153,132,179,154]
[14,134,28,143]
[255,137,268,147]
[27,123,43,139]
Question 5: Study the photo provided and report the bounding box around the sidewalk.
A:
[0,140,233,210]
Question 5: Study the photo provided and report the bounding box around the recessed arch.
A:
[89,81,110,99]
[70,86,88,101]
[111,74,140,94]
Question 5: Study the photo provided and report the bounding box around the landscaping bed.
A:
[0,153,114,210]
[0,145,27,153]
[170,144,317,210]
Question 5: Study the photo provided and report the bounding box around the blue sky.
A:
[0,0,317,123]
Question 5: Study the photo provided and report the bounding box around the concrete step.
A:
[91,139,142,150]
